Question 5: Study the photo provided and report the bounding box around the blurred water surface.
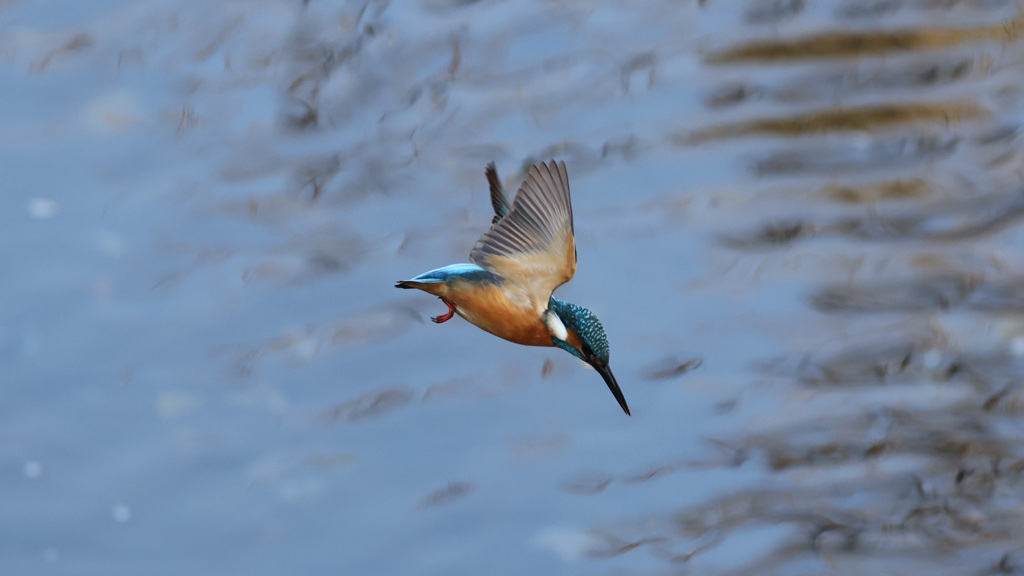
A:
[4,0,1024,574]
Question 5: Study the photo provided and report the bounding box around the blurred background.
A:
[4,0,1024,574]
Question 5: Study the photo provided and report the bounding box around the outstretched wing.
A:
[470,160,576,304]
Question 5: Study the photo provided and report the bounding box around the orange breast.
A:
[444,281,553,347]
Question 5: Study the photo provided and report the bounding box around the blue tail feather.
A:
[395,263,498,288]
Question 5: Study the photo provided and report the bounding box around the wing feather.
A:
[470,160,576,305]
[485,162,511,224]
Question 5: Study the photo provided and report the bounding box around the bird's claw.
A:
[432,298,456,324]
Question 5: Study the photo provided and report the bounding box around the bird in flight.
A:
[396,160,629,415]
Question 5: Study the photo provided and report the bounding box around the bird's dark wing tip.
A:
[395,281,412,289]
[485,161,510,222]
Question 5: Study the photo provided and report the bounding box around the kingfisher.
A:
[395,160,629,415]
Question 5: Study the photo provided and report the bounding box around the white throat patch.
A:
[545,310,568,341]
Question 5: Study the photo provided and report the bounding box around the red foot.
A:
[431,298,456,324]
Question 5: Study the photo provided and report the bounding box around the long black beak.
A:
[594,362,630,416]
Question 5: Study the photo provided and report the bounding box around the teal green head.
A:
[546,298,629,415]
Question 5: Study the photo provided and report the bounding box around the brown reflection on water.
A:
[706,15,1024,63]
[685,101,989,142]
[819,179,932,203]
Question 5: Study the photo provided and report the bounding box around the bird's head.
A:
[546,298,629,415]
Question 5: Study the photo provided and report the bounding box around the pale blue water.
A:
[4,1,1024,574]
